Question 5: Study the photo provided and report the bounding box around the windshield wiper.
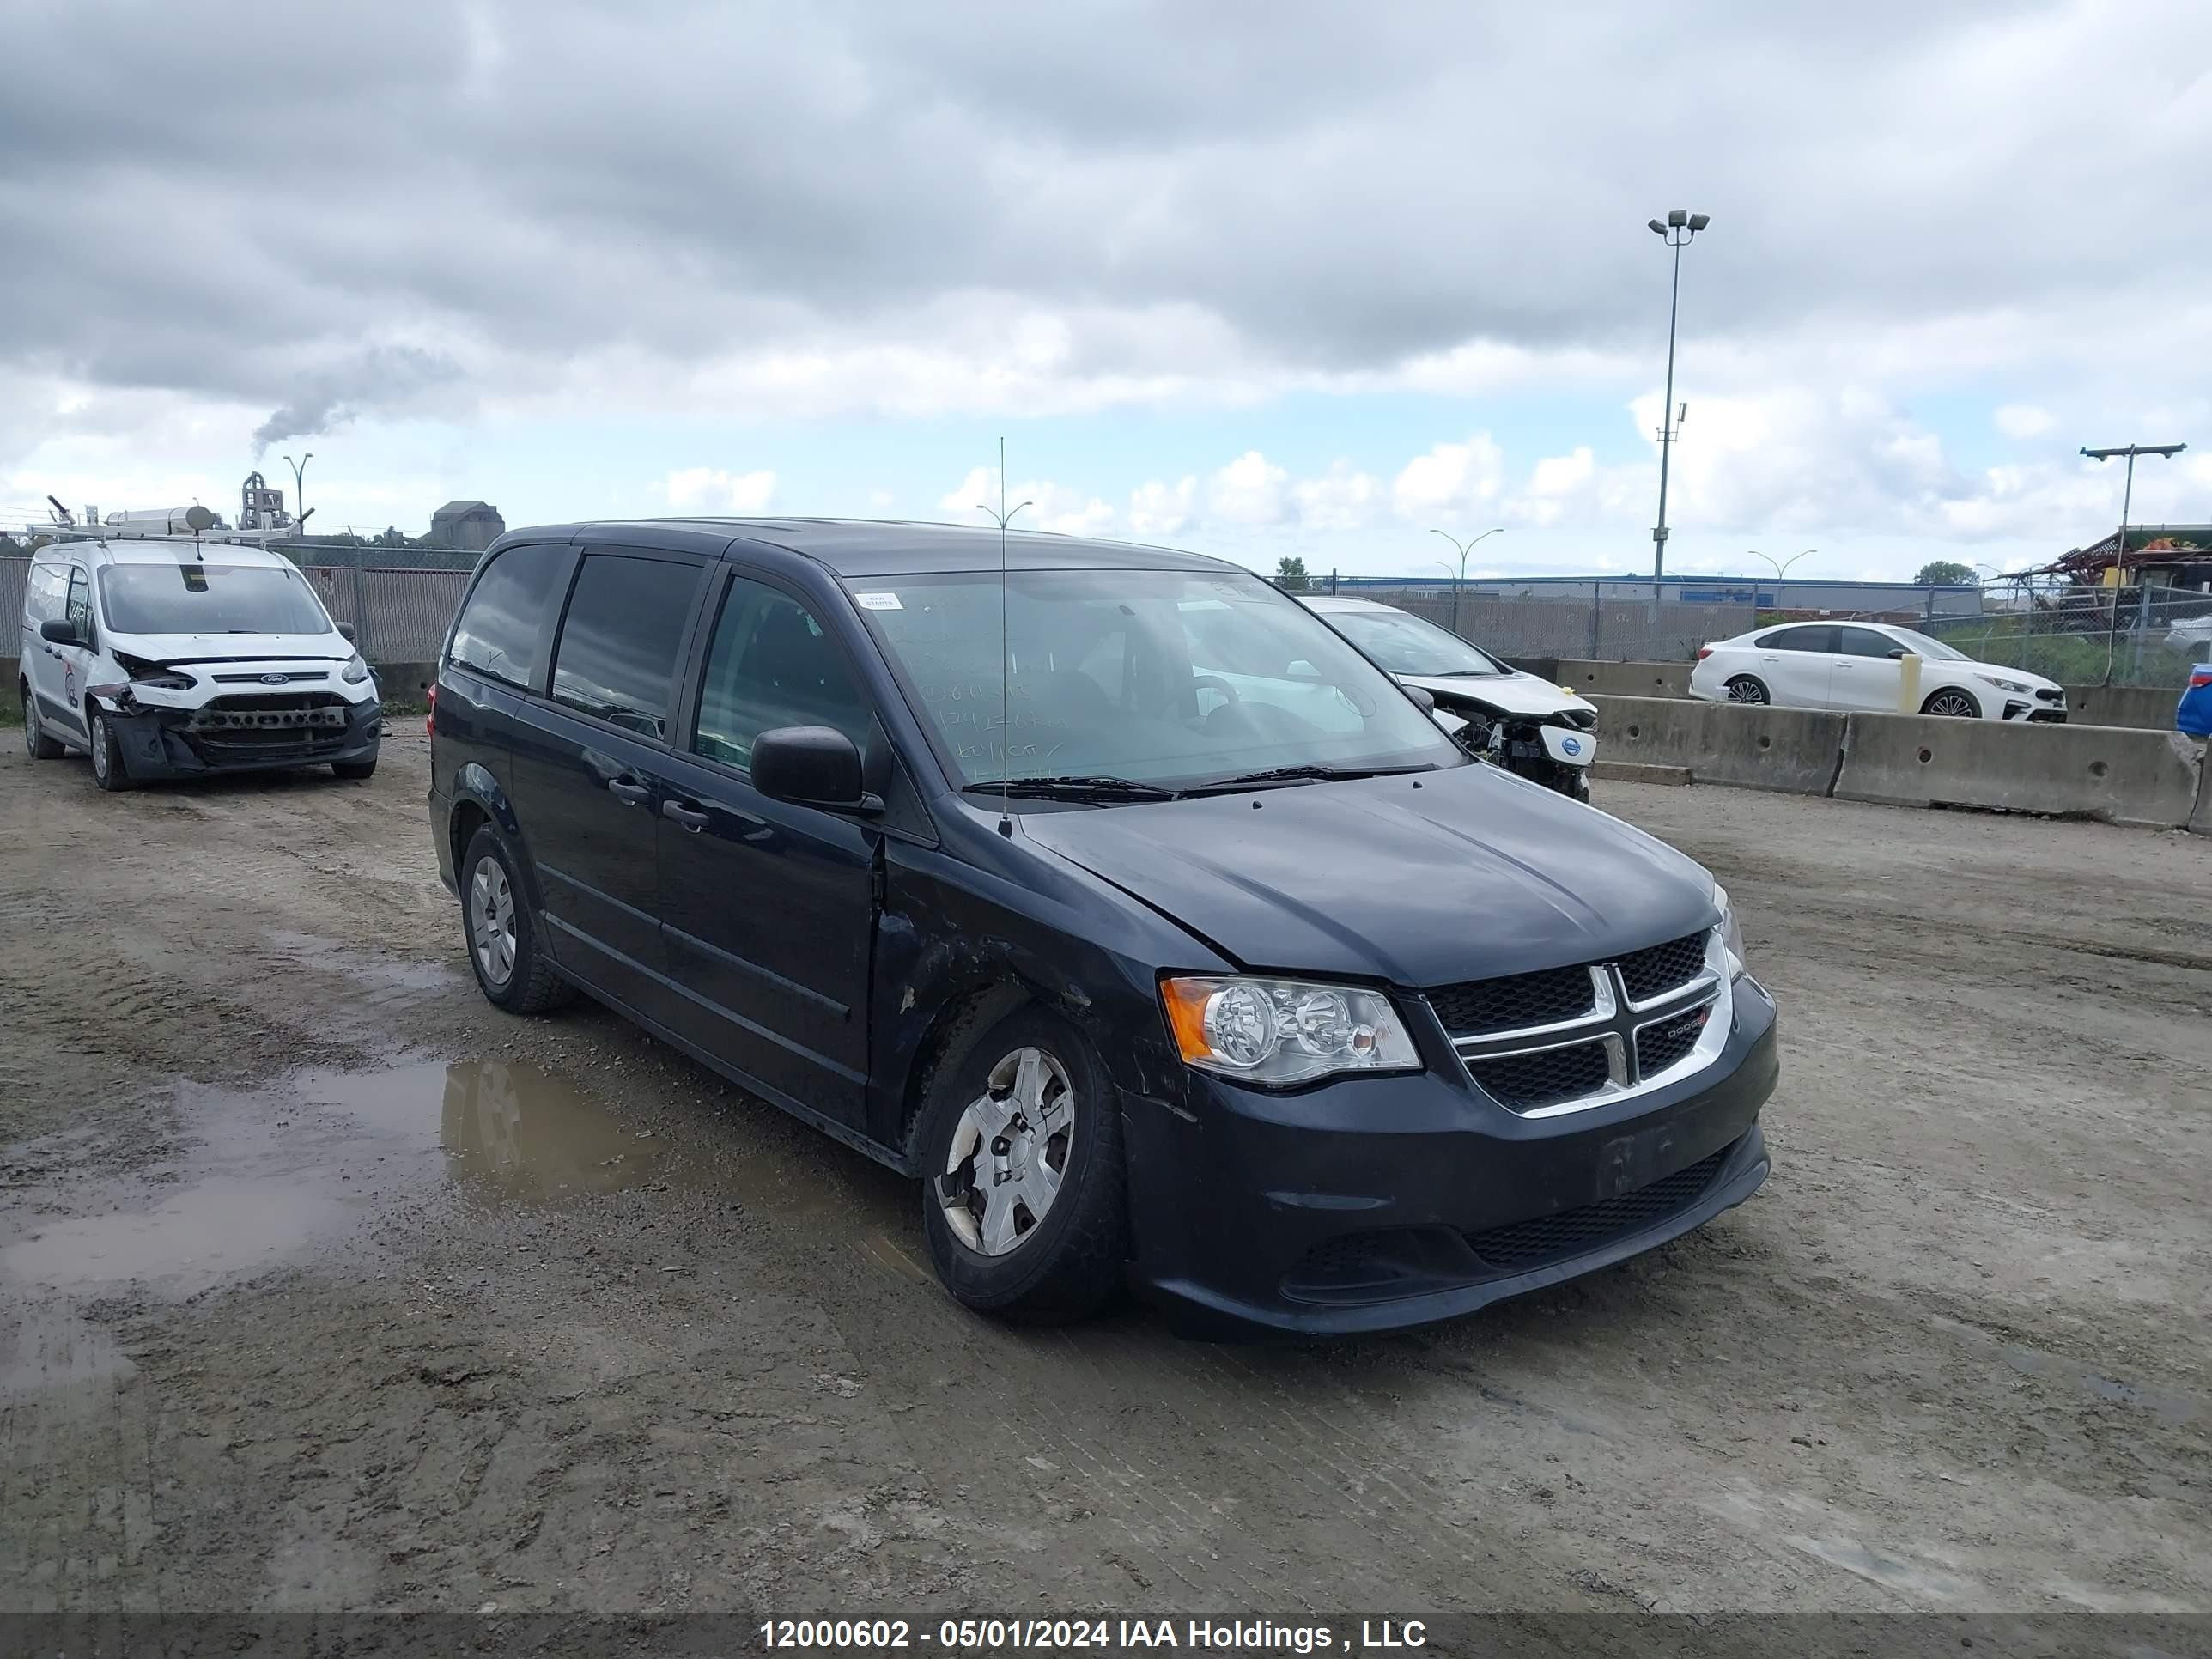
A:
[1431,668,1503,678]
[1181,762,1438,796]
[981,775,1182,804]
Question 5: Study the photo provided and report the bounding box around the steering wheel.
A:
[1165,674,1243,718]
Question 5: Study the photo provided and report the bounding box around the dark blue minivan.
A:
[427,519,1777,1335]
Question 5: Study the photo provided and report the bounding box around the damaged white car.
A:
[17,536,381,791]
[1301,594,1600,800]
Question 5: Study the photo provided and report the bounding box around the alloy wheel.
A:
[939,1046,1075,1257]
[90,715,110,783]
[470,854,518,987]
[1726,677,1769,705]
[1925,691,1978,718]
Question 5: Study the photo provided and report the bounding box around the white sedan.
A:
[1689,620,2067,722]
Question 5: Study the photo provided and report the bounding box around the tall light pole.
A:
[2080,441,2185,574]
[1646,210,1711,609]
[1430,526,1504,639]
[282,452,313,528]
[1747,547,1814,581]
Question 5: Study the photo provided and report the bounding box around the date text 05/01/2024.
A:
[757,1619,1430,1652]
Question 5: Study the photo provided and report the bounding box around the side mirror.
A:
[338,623,358,643]
[752,726,878,813]
[1401,684,1437,713]
[40,618,80,646]
[1886,647,1908,660]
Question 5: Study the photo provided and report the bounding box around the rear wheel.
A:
[1921,687,1981,719]
[22,684,64,759]
[88,710,133,792]
[1724,675,1771,705]
[917,1004,1127,1322]
[460,823,574,1013]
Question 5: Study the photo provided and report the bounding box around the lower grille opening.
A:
[1462,1146,1732,1273]
[1466,1041,1611,1112]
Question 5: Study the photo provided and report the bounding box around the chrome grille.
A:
[1430,964,1595,1037]
[1617,932,1709,1003]
[1432,927,1730,1118]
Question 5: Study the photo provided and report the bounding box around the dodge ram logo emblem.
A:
[259,673,289,684]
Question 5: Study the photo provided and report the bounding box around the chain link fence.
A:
[1920,583,2212,689]
[1328,580,1749,663]
[295,563,471,661]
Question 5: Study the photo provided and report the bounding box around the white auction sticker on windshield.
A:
[854,592,903,611]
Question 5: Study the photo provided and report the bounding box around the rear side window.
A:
[1837,627,1899,658]
[550,554,702,739]
[693,575,872,768]
[449,544,566,691]
[1760,625,1834,653]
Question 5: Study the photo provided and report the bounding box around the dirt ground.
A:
[3,726,2209,1619]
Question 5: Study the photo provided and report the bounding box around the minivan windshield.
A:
[1319,605,1509,677]
[849,567,1463,793]
[98,562,334,637]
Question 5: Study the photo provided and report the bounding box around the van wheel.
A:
[459,824,574,1014]
[22,685,64,759]
[1921,687,1981,719]
[332,757,378,781]
[88,711,133,792]
[917,1004,1127,1322]
[1724,675,1771,705]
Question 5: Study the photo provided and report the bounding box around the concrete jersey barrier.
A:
[1558,659,1694,698]
[1833,711,2204,830]
[1587,695,1846,795]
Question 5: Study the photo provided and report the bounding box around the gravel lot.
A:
[3,729,2209,1617]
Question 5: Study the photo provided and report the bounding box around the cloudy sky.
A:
[4,0,2209,580]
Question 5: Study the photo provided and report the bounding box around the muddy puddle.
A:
[1,1060,702,1297]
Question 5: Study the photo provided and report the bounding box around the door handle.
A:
[1834,661,1853,671]
[606,777,653,805]
[662,799,708,831]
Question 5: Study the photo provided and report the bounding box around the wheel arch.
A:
[447,762,547,915]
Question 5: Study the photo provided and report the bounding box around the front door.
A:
[652,569,879,1127]
[507,549,708,1012]
[21,562,82,742]
[1830,626,1907,713]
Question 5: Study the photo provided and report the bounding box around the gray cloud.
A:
[2,0,2208,438]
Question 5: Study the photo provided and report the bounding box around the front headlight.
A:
[1160,975,1421,1086]
[1714,883,1747,978]
[341,653,371,684]
[1976,672,2029,694]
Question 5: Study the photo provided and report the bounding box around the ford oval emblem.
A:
[1562,736,1583,756]
[259,672,289,684]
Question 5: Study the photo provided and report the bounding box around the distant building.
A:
[428,501,506,552]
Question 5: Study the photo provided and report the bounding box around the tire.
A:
[332,756,378,781]
[1724,675,1771,706]
[1921,687,1981,719]
[459,823,574,1014]
[916,1003,1128,1322]
[22,684,64,759]
[88,709,134,792]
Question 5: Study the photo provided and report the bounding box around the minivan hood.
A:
[1020,763,1714,988]
[118,631,353,666]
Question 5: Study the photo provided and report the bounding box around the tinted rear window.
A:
[449,544,566,690]
[549,555,701,738]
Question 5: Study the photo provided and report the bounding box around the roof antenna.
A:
[975,435,1031,837]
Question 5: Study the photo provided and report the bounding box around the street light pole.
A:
[1429,526,1504,639]
[1646,210,1711,610]
[2081,441,2186,682]
[282,451,313,529]
[1747,548,1814,581]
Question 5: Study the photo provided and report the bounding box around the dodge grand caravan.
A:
[427,520,1778,1335]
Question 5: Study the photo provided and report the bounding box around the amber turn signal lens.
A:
[1160,976,1214,1062]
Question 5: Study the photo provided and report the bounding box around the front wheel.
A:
[1921,687,1982,719]
[332,755,378,781]
[917,1005,1127,1322]
[23,686,64,759]
[1724,675,1771,705]
[89,711,133,792]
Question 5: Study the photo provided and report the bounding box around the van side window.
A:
[549,555,701,739]
[693,577,872,769]
[64,568,94,637]
[25,563,68,623]
[449,544,565,692]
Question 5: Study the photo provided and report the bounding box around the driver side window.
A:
[65,568,94,640]
[693,577,872,770]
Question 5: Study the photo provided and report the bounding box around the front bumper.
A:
[1121,975,1778,1338]
[106,696,382,779]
